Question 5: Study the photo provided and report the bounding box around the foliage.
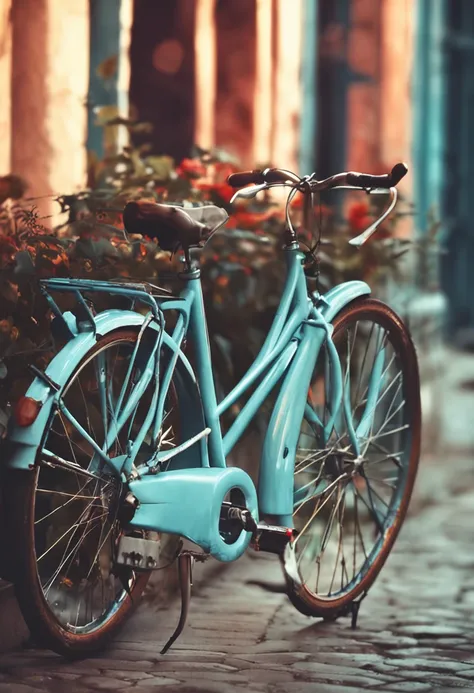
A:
[0,128,416,433]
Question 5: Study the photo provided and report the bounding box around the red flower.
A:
[195,181,235,204]
[0,235,19,268]
[155,185,168,198]
[290,192,305,209]
[290,195,333,221]
[232,209,280,230]
[213,162,238,179]
[347,202,371,232]
[176,158,206,179]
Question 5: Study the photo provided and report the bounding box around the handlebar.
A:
[227,163,408,192]
[227,168,301,188]
[320,163,408,191]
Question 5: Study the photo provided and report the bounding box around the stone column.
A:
[194,0,216,151]
[380,0,414,199]
[215,0,256,167]
[47,0,89,198]
[346,0,382,174]
[11,0,88,214]
[253,0,273,167]
[11,0,51,202]
[0,0,11,173]
[272,0,303,172]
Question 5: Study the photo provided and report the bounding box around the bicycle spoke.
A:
[352,321,376,406]
[352,478,384,534]
[327,484,347,595]
[291,306,417,605]
[35,478,100,525]
[37,333,180,633]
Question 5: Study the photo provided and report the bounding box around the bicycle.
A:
[2,162,420,657]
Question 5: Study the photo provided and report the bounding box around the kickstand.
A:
[351,600,361,630]
[350,591,367,630]
[161,551,207,655]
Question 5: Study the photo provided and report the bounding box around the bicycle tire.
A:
[283,298,421,618]
[4,328,181,656]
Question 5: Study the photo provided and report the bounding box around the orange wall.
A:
[347,0,382,174]
[10,0,88,216]
[347,0,414,199]
[380,0,414,197]
[47,0,89,199]
[1,0,415,212]
[194,0,302,171]
[0,0,11,173]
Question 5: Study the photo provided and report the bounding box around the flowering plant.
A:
[0,125,413,434]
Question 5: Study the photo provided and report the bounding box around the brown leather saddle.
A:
[123,200,228,252]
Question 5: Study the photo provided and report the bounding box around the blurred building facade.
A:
[0,0,468,339]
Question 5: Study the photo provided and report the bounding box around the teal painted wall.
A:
[442,0,474,333]
[412,0,446,239]
[299,0,319,177]
[87,0,123,162]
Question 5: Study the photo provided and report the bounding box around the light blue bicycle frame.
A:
[6,242,373,561]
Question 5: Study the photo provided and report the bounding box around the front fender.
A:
[316,280,371,322]
[258,281,371,525]
[4,310,204,470]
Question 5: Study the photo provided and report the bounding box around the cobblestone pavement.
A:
[1,447,474,693]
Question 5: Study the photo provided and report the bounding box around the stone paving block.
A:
[3,446,474,691]
[79,676,134,690]
[59,658,156,673]
[100,670,155,681]
[231,651,309,665]
[384,683,433,692]
[424,673,474,689]
[456,668,474,680]
[399,625,470,639]
[151,660,240,674]
[167,670,250,684]
[136,682,263,693]
[132,678,182,690]
[243,667,296,684]
[270,684,364,693]
[290,666,396,688]
[0,686,55,693]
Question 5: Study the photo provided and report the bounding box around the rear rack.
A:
[41,277,181,298]
[39,277,181,338]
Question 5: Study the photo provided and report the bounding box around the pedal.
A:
[116,534,162,571]
[251,523,295,555]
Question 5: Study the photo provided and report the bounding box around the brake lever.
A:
[348,188,397,248]
[230,183,267,204]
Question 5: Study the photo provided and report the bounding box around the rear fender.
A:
[4,310,204,470]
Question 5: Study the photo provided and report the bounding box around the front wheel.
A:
[283,298,421,618]
[4,328,181,656]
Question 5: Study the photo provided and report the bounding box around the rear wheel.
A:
[283,298,421,618]
[5,328,181,656]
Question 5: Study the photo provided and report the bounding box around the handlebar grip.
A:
[346,162,408,189]
[389,162,409,185]
[227,170,265,188]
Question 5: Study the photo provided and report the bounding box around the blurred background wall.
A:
[0,0,470,348]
